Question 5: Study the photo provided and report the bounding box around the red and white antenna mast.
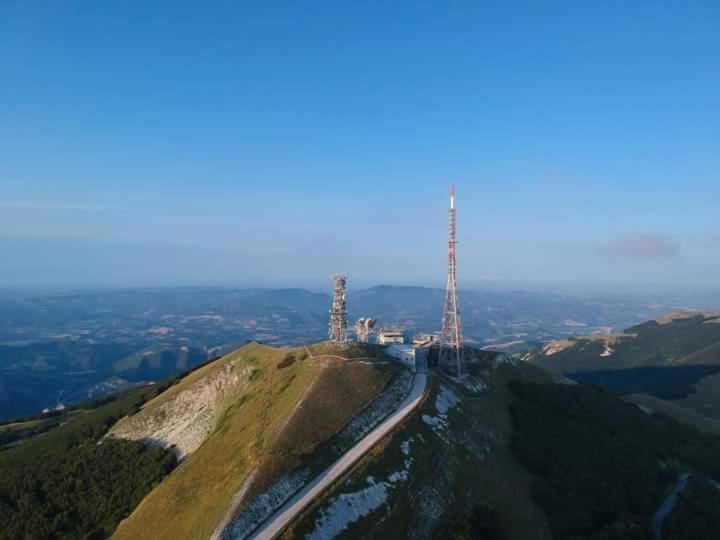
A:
[439,183,465,376]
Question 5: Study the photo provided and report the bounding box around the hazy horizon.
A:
[2,278,720,300]
[2,2,718,291]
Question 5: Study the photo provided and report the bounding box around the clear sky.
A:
[1,1,718,292]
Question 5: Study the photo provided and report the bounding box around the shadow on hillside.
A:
[567,364,720,399]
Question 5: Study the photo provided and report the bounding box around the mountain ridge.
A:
[3,335,720,539]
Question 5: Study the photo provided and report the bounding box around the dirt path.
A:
[303,346,378,364]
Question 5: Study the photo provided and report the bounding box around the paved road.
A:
[652,473,690,540]
[248,366,427,539]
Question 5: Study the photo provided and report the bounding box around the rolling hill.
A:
[3,285,709,421]
[110,342,407,540]
[521,312,720,418]
[281,349,720,540]
[2,338,720,539]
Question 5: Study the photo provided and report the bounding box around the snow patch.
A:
[422,414,445,429]
[494,353,517,366]
[421,385,460,440]
[518,352,532,363]
[435,386,460,415]
[461,376,488,393]
[211,471,257,540]
[307,467,409,540]
[400,437,414,469]
[388,470,408,483]
[220,469,310,540]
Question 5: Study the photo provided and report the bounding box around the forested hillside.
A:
[0,383,177,540]
[510,381,720,539]
[522,313,720,413]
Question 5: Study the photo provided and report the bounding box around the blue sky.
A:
[1,1,718,291]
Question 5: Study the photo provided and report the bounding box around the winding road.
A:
[652,473,690,540]
[247,358,428,540]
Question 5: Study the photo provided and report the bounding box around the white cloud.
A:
[603,233,679,258]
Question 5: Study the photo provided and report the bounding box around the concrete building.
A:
[376,328,404,345]
[412,333,438,347]
[385,343,416,371]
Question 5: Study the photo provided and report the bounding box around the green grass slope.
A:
[524,313,720,375]
[284,349,720,540]
[113,342,401,540]
[674,370,720,419]
[284,351,555,540]
[521,313,720,408]
[624,394,720,436]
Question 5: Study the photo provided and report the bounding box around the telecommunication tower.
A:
[328,274,348,342]
[439,184,466,376]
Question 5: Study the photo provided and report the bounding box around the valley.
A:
[2,286,717,421]
[3,292,720,540]
[521,312,720,421]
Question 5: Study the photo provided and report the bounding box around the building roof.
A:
[387,343,414,353]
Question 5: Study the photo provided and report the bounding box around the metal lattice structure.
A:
[439,184,466,377]
[328,274,348,342]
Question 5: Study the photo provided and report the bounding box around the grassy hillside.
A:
[624,394,720,436]
[284,352,555,540]
[525,313,720,374]
[5,337,720,539]
[113,342,402,540]
[673,371,720,419]
[509,381,720,539]
[283,347,720,540]
[522,313,720,407]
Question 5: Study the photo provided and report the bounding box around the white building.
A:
[386,343,416,371]
[412,333,438,347]
[377,328,404,345]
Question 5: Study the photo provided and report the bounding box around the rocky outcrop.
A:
[110,358,255,460]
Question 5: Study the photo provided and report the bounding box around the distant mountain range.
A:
[1,285,719,420]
